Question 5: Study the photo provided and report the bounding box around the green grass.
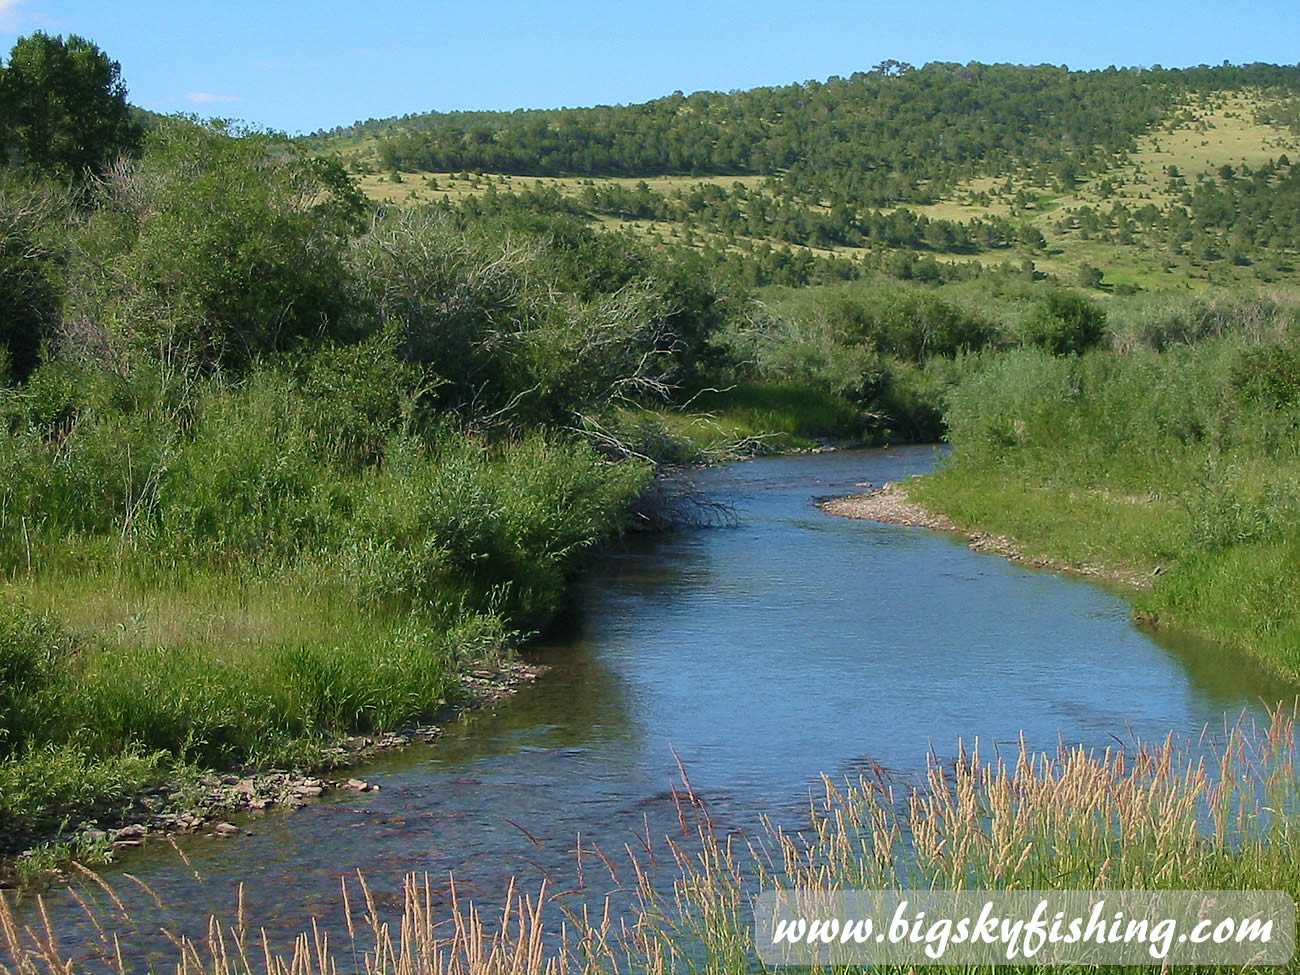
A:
[910,322,1300,682]
[689,383,864,442]
[1140,536,1300,676]
[603,382,865,461]
[0,363,651,861]
[352,168,768,208]
[909,467,1189,577]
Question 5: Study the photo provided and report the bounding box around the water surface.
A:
[35,447,1295,963]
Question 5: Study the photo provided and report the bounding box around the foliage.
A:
[0,172,68,377]
[1229,338,1300,408]
[341,433,648,622]
[721,281,999,440]
[348,208,731,427]
[71,119,367,368]
[353,63,1300,191]
[0,32,142,178]
[1106,292,1298,352]
[1019,289,1107,355]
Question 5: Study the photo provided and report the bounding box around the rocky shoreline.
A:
[818,481,1153,590]
[4,658,546,887]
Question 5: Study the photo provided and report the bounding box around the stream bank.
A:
[820,480,1158,589]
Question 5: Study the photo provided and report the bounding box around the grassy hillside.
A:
[318,67,1300,292]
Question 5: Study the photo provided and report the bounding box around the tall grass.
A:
[4,714,1297,974]
[0,352,649,846]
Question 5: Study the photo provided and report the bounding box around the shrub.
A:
[157,370,341,564]
[0,174,68,379]
[72,119,367,369]
[1020,290,1107,355]
[349,210,690,428]
[1230,340,1300,408]
[343,434,648,623]
[295,330,438,468]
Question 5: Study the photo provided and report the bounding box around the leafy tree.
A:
[0,32,142,178]
[1020,291,1107,356]
[1078,263,1104,288]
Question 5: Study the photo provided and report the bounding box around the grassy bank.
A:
[0,358,649,871]
[1,117,738,874]
[908,291,1300,679]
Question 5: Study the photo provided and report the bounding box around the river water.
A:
[28,446,1297,964]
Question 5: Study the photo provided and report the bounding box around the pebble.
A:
[12,661,548,872]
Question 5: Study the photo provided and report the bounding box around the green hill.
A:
[311,61,1300,291]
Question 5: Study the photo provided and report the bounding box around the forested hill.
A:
[313,62,1300,200]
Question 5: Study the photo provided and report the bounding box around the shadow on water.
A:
[24,445,1300,968]
[1144,624,1300,713]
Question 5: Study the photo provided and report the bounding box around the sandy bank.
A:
[818,482,1153,590]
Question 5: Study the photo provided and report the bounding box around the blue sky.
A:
[3,0,1298,135]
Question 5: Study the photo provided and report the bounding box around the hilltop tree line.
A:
[359,62,1300,204]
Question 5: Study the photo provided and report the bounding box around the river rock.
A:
[212,822,240,837]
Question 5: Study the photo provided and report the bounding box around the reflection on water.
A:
[29,446,1298,965]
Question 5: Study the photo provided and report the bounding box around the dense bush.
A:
[348,208,733,427]
[755,282,1000,364]
[1230,340,1300,408]
[342,433,648,622]
[1106,292,1300,352]
[1019,290,1107,355]
[68,119,367,369]
[0,174,67,378]
[722,281,999,440]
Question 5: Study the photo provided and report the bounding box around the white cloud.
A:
[186,91,241,105]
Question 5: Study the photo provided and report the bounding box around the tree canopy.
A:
[0,31,142,178]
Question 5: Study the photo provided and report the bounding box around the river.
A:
[27,446,1297,966]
